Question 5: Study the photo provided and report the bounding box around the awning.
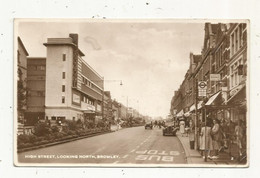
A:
[176,110,184,117]
[184,112,190,117]
[197,101,203,109]
[189,101,204,112]
[83,110,96,114]
[205,91,221,106]
[190,104,195,112]
[227,85,246,104]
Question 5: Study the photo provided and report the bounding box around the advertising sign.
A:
[72,93,80,104]
[97,104,102,112]
[210,74,220,81]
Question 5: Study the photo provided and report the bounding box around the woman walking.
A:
[211,119,221,159]
[200,121,213,159]
[179,119,185,137]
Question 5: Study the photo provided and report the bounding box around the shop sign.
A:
[230,85,243,97]
[210,74,220,81]
[97,104,102,112]
[72,93,80,104]
[82,102,95,111]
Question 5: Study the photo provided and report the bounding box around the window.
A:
[62,96,65,103]
[62,85,65,92]
[239,24,243,48]
[230,24,245,57]
[231,34,234,56]
[28,65,37,71]
[62,72,65,79]
[235,29,239,52]
[63,54,66,61]
[17,51,20,64]
[37,65,45,71]
[51,116,56,120]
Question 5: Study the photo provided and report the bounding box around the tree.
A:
[17,68,27,123]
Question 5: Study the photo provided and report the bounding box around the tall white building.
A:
[43,34,104,123]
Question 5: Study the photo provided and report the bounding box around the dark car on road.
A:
[144,123,153,129]
[162,124,178,136]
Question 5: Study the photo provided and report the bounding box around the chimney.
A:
[69,33,78,46]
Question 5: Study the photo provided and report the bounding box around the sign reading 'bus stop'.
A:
[198,81,207,97]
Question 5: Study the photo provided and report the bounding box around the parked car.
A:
[162,124,178,136]
[144,123,153,129]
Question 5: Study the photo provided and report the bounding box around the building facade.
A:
[25,57,46,126]
[17,37,29,124]
[170,22,248,159]
[43,34,104,124]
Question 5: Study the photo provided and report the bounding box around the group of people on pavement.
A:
[199,117,246,160]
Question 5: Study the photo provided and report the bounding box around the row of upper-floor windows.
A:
[81,95,95,105]
[230,58,244,89]
[230,24,246,57]
[27,65,46,71]
[82,76,102,94]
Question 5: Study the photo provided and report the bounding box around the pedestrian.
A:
[200,121,213,159]
[179,119,185,137]
[211,119,221,159]
[235,119,243,158]
[223,118,235,160]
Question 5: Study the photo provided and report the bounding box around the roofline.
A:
[18,37,29,56]
[43,42,85,56]
[81,58,103,80]
[27,57,46,59]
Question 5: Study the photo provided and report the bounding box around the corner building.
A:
[44,34,104,122]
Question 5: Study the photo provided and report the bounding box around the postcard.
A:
[14,19,249,167]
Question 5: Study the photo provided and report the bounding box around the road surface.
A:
[17,126,187,165]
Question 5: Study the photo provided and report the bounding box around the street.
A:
[18,126,187,165]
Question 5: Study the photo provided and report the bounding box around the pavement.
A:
[176,131,247,166]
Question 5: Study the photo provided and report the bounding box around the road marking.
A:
[122,155,129,158]
[130,149,136,153]
[113,161,119,164]
[135,155,174,162]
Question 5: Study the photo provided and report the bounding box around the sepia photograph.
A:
[14,19,249,167]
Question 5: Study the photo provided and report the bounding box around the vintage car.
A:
[162,125,178,136]
[144,123,153,129]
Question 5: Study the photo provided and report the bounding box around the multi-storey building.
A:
[17,37,29,124]
[170,22,247,124]
[25,57,46,125]
[119,103,128,120]
[43,34,104,123]
[226,23,247,122]
[104,91,113,120]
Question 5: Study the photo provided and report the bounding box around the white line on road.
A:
[122,155,129,158]
[130,149,136,153]
[113,161,119,164]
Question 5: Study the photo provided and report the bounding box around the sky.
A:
[16,19,205,118]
